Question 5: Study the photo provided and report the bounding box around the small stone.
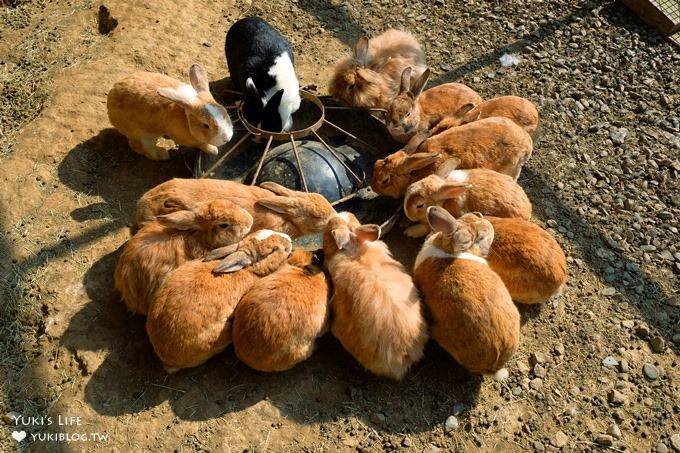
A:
[534,364,547,378]
[3,412,20,425]
[426,446,441,453]
[370,412,386,425]
[530,378,543,390]
[601,287,617,296]
[402,436,412,447]
[621,320,635,328]
[609,128,629,145]
[669,434,680,451]
[602,356,619,367]
[439,63,451,71]
[517,361,531,374]
[551,430,569,448]
[202,40,213,47]
[619,359,629,373]
[512,386,523,396]
[534,440,545,451]
[444,415,459,433]
[674,334,680,344]
[596,434,614,446]
[650,336,665,353]
[643,363,659,380]
[608,389,627,405]
[553,343,565,356]
[658,211,674,220]
[530,352,549,366]
[636,325,651,337]
[613,409,625,421]
[607,423,622,439]
[657,442,669,453]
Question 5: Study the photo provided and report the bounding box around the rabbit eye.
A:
[219,223,231,229]
[416,202,425,209]
[203,123,211,129]
[380,176,390,185]
[347,83,355,90]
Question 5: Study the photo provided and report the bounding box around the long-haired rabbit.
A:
[231,249,330,372]
[146,230,293,371]
[225,16,301,132]
[413,207,519,377]
[322,212,428,380]
[114,199,253,316]
[134,178,335,237]
[107,64,233,160]
[433,95,539,139]
[329,29,427,110]
[385,67,482,143]
[371,116,533,197]
[403,161,532,237]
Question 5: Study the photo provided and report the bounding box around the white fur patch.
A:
[490,367,509,381]
[265,52,301,131]
[452,252,487,266]
[176,84,198,101]
[413,236,454,271]
[254,229,291,243]
[336,211,353,224]
[444,170,470,184]
[205,103,233,144]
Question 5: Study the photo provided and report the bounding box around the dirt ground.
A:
[1,0,679,452]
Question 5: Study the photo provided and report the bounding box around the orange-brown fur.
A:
[232,249,330,372]
[413,209,519,375]
[404,170,532,226]
[107,65,231,160]
[386,68,483,143]
[485,216,567,304]
[114,199,253,316]
[134,178,335,237]
[322,212,428,380]
[146,231,293,370]
[329,29,426,110]
[434,95,539,139]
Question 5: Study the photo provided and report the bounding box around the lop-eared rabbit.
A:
[226,16,301,132]
[134,178,335,237]
[107,64,232,160]
[413,207,519,378]
[114,199,253,316]
[146,230,293,371]
[323,212,428,380]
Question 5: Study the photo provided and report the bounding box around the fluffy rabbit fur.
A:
[329,29,427,110]
[225,16,301,132]
[484,216,567,304]
[323,212,428,380]
[114,199,253,316]
[107,64,233,160]
[232,249,330,372]
[386,67,483,143]
[433,95,539,139]
[371,116,533,197]
[413,207,519,377]
[403,163,532,237]
[134,178,335,237]
[146,230,293,371]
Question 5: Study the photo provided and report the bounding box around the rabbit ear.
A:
[331,227,352,250]
[434,158,461,177]
[189,64,210,93]
[433,182,471,202]
[355,224,381,243]
[263,89,284,118]
[403,129,432,154]
[259,181,294,196]
[157,86,197,108]
[410,68,430,97]
[455,102,477,118]
[427,206,457,234]
[400,153,441,174]
[399,67,412,94]
[212,251,252,273]
[204,243,240,261]
[156,210,196,230]
[257,196,299,215]
[353,36,369,64]
[162,197,190,210]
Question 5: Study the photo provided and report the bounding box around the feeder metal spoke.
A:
[250,135,275,185]
[311,130,364,187]
[201,132,251,179]
[290,136,309,192]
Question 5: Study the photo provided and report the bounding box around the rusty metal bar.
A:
[250,135,274,185]
[200,131,250,178]
[290,137,309,192]
[311,130,363,186]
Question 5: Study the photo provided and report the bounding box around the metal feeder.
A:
[193,90,402,237]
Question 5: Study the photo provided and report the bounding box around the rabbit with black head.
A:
[225,17,301,132]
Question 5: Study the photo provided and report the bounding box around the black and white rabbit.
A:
[225,16,301,132]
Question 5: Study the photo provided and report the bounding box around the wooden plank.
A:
[621,0,680,35]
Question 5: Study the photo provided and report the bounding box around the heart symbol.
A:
[12,431,27,442]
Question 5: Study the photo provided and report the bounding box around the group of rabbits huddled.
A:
[109,16,567,380]
[329,28,568,376]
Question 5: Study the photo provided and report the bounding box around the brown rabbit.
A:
[323,212,428,380]
[134,178,336,237]
[386,67,482,143]
[372,116,533,197]
[146,230,293,372]
[432,95,539,139]
[403,162,532,237]
[329,29,427,110]
[413,207,519,378]
[107,64,233,160]
[114,199,253,316]
[231,248,330,372]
